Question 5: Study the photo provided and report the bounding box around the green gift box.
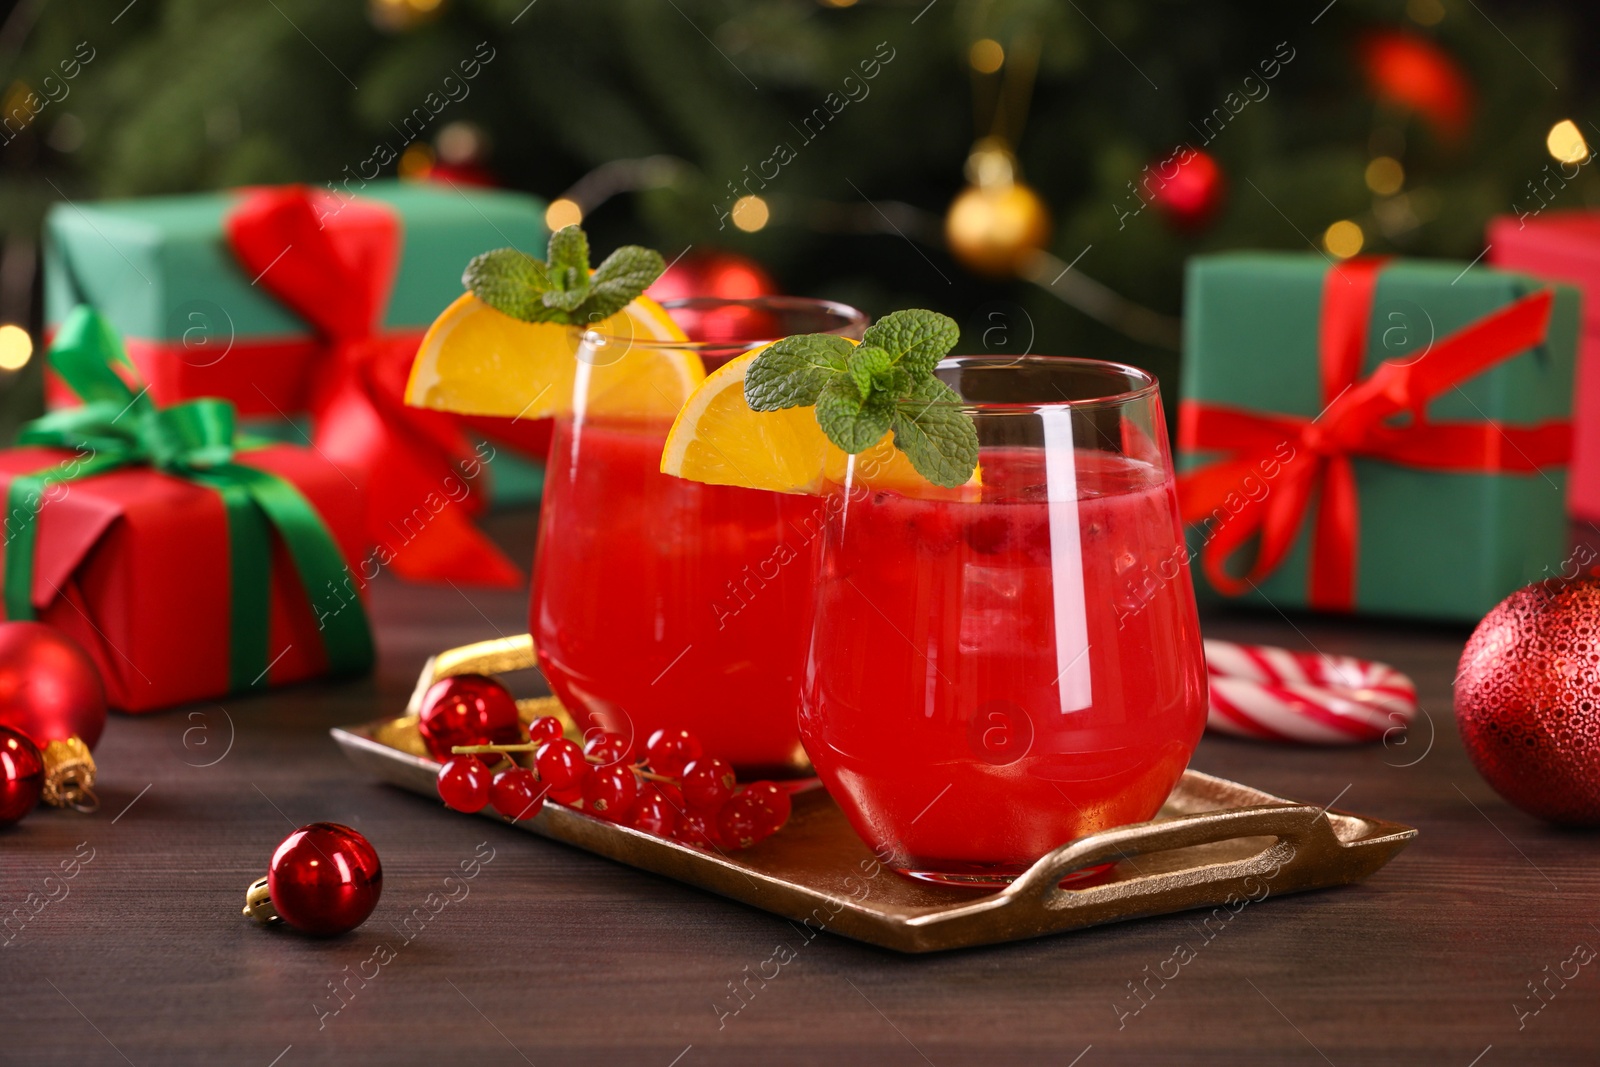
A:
[1177,253,1579,622]
[42,180,550,511]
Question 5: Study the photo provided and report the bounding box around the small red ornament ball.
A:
[1455,578,1600,825]
[646,251,781,343]
[268,823,383,936]
[0,725,44,826]
[1359,30,1473,144]
[0,622,108,751]
[646,250,778,304]
[1149,147,1227,233]
[417,674,522,762]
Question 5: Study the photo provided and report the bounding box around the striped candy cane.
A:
[1204,638,1418,745]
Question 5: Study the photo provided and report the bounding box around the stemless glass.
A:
[799,356,1207,884]
[531,296,868,775]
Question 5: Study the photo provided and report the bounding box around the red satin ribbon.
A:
[225,187,522,587]
[1178,256,1569,611]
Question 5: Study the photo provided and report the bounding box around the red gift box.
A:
[0,443,368,712]
[1488,212,1600,519]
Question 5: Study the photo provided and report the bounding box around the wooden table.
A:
[3,513,1594,1066]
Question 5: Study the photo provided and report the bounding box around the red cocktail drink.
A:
[531,298,867,774]
[799,357,1207,883]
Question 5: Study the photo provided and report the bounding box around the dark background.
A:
[0,0,1596,432]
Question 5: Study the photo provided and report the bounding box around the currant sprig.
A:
[435,720,791,851]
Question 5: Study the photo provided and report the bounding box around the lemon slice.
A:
[404,293,700,419]
[660,346,978,496]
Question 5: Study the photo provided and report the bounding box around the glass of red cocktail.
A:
[798,355,1207,884]
[531,297,867,776]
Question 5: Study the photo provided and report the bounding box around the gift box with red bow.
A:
[1488,212,1600,522]
[1,308,373,712]
[1177,254,1579,622]
[42,180,547,588]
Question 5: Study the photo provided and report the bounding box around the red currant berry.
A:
[490,768,545,821]
[741,780,792,827]
[717,788,784,848]
[644,728,703,778]
[528,716,565,744]
[417,674,521,763]
[551,783,584,807]
[681,758,737,812]
[655,782,686,814]
[436,756,491,813]
[535,738,587,791]
[630,786,679,837]
[583,731,633,768]
[582,764,640,820]
[675,809,720,849]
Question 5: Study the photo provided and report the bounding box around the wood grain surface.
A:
[2,512,1594,1066]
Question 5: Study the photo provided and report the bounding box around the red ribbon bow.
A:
[226,187,522,587]
[1177,256,1569,611]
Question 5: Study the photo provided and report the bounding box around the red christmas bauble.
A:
[268,823,383,935]
[646,252,781,343]
[0,623,108,751]
[1455,578,1600,825]
[1359,31,1474,144]
[417,673,522,762]
[0,725,44,826]
[1149,148,1227,233]
[647,251,778,304]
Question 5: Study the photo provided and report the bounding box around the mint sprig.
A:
[745,309,978,488]
[462,225,666,326]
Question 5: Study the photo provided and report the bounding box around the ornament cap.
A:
[39,736,98,812]
[243,876,281,925]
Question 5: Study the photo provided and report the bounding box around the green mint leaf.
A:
[461,226,669,326]
[463,248,552,321]
[577,245,667,323]
[816,375,895,453]
[744,334,854,411]
[546,226,592,299]
[846,345,892,398]
[891,376,979,487]
[541,288,589,313]
[872,365,913,396]
[861,309,959,378]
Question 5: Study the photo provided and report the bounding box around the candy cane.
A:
[1204,638,1418,745]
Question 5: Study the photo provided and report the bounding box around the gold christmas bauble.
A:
[945,180,1053,277]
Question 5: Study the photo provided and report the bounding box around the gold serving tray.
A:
[333,635,1417,953]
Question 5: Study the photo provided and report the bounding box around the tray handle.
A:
[404,634,538,714]
[1007,804,1343,912]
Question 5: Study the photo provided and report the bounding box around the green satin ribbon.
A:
[4,306,373,691]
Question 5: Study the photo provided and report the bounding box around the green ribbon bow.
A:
[4,306,374,691]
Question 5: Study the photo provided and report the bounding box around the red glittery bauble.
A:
[416,674,522,762]
[0,622,108,751]
[268,823,383,936]
[0,725,44,826]
[1455,578,1600,825]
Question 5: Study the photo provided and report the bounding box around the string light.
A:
[397,143,434,179]
[731,195,770,233]
[1365,156,1405,196]
[1323,220,1365,259]
[1546,119,1590,165]
[969,39,1005,74]
[545,198,584,230]
[0,325,33,371]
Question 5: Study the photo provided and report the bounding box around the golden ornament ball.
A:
[945,181,1053,277]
